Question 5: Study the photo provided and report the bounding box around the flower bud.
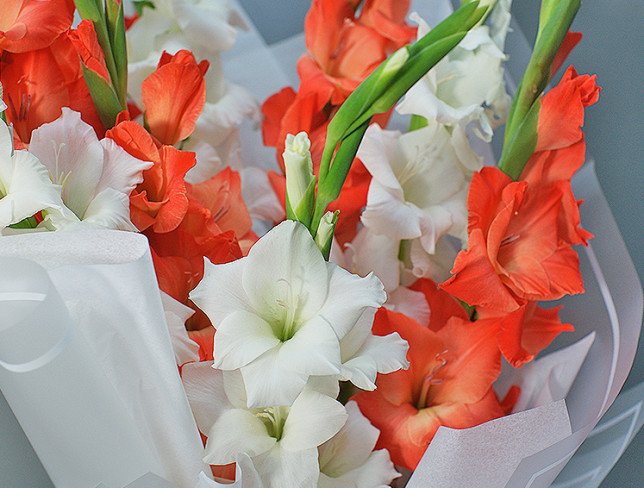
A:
[283,132,315,215]
[314,210,339,259]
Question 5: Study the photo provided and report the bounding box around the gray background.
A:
[1,0,641,487]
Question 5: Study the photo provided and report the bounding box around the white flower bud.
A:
[283,132,314,211]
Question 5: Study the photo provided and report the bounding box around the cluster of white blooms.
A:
[183,220,409,487]
[126,0,258,182]
[0,109,150,234]
[346,4,513,300]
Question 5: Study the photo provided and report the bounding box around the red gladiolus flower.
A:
[1,34,103,143]
[0,0,74,53]
[441,167,585,314]
[353,308,507,470]
[302,0,415,104]
[142,50,209,146]
[106,119,194,233]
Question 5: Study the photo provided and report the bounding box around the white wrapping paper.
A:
[0,231,208,488]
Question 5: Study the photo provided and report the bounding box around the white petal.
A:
[318,264,386,339]
[77,188,138,230]
[340,333,409,390]
[181,361,233,434]
[174,0,240,55]
[339,308,376,362]
[0,150,64,229]
[204,409,275,465]
[319,449,400,488]
[213,310,280,370]
[240,347,308,407]
[194,83,258,144]
[242,220,329,327]
[361,181,423,240]
[280,317,341,376]
[385,287,430,325]
[190,256,251,325]
[240,167,284,223]
[280,389,347,452]
[252,445,319,488]
[29,108,104,218]
[161,292,199,366]
[345,227,401,293]
[304,376,340,400]
[97,138,153,196]
[195,453,263,487]
[357,125,404,193]
[222,370,248,409]
[318,401,379,476]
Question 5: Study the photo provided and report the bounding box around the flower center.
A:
[274,274,309,341]
[416,350,449,410]
[255,406,289,441]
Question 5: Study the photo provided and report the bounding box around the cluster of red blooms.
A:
[0,0,254,338]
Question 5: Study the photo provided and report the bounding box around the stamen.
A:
[416,350,449,409]
[500,234,520,246]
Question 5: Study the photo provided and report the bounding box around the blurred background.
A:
[1,1,641,486]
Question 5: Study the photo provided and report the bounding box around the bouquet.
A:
[0,1,641,487]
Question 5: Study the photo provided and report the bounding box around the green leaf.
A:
[9,216,39,230]
[106,0,128,106]
[82,65,122,129]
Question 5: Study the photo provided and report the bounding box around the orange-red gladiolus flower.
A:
[0,0,74,53]
[521,66,600,246]
[106,119,194,233]
[441,166,585,314]
[1,34,103,142]
[302,0,415,104]
[353,308,508,470]
[414,278,572,368]
[142,50,209,146]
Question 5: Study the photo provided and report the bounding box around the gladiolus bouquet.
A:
[0,1,641,488]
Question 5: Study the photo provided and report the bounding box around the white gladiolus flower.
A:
[397,13,510,141]
[318,401,400,488]
[359,123,479,256]
[29,109,152,231]
[190,220,390,407]
[183,363,348,488]
[0,119,64,232]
